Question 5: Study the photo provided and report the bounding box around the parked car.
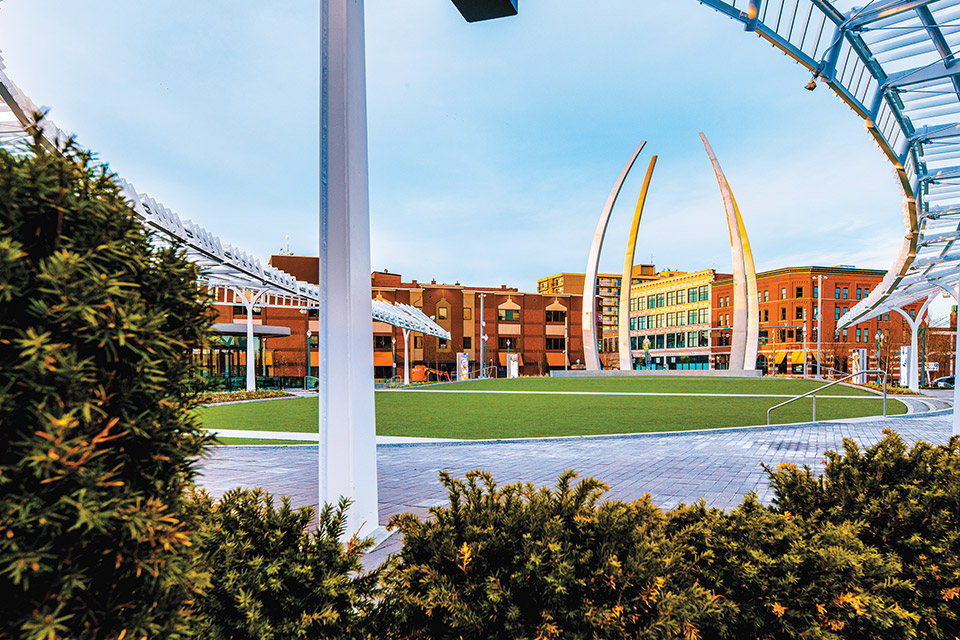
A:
[933,375,955,389]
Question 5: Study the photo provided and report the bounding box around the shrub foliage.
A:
[0,132,212,639]
[185,488,381,640]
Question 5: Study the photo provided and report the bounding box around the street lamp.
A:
[815,275,826,379]
[506,338,511,377]
[391,336,397,384]
[479,293,486,378]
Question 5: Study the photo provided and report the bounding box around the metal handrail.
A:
[767,370,887,425]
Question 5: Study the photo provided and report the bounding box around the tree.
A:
[0,129,213,639]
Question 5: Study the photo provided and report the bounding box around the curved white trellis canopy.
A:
[702,0,960,321]
[0,52,448,342]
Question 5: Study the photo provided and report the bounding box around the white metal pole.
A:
[802,307,808,379]
[479,293,485,378]
[402,328,410,386]
[954,285,960,435]
[320,0,379,538]
[245,303,256,392]
[816,275,824,379]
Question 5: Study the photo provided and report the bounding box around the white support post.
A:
[403,328,410,386]
[893,297,934,393]
[954,285,960,436]
[321,0,379,538]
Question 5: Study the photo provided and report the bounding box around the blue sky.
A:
[0,1,937,313]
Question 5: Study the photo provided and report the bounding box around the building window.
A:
[781,287,787,300]
[697,308,707,324]
[629,297,638,312]
[498,309,517,321]
[437,306,448,320]
[656,293,665,307]
[795,306,803,320]
[843,288,848,299]
[545,309,566,323]
[856,288,861,300]
[835,286,841,299]
[639,297,646,310]
[688,310,698,325]
[780,307,787,321]
[546,337,565,350]
[497,337,515,350]
[777,329,786,342]
[699,285,709,302]
[638,316,647,330]
[666,313,675,327]
[438,338,449,350]
[813,285,818,298]
[796,286,803,298]
[688,288,697,303]
[842,329,848,341]
[656,314,664,328]
[763,309,769,322]
[835,308,841,320]
[373,335,391,349]
[463,307,472,320]
[463,336,472,349]
[667,333,676,349]
[647,295,656,309]
[763,290,769,302]
[667,291,676,307]
[910,308,915,319]
[855,328,861,342]
[813,307,818,320]
[655,334,665,349]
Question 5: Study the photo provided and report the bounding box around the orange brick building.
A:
[711,266,924,378]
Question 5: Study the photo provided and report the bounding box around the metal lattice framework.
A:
[0,52,449,341]
[702,0,960,323]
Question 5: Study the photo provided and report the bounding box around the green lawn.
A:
[197,376,905,441]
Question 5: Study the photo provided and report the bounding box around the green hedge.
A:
[0,132,213,638]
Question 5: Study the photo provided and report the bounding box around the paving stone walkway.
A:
[196,409,956,566]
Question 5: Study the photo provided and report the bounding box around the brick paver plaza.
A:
[197,407,956,561]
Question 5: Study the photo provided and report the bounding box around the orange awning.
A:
[546,352,567,367]
[774,352,787,364]
[264,351,273,366]
[790,351,805,364]
[373,351,394,367]
[311,351,320,368]
[498,353,524,366]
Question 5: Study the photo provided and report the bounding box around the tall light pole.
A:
[479,293,486,378]
[802,307,808,379]
[391,336,397,384]
[815,274,826,379]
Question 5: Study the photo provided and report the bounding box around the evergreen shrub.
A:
[0,132,212,639]
[377,470,723,639]
[766,430,960,637]
[184,488,382,640]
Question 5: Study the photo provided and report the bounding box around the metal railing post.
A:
[767,369,888,425]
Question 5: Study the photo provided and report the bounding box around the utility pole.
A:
[815,274,826,379]
[479,293,486,378]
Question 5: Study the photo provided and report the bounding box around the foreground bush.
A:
[377,470,723,639]
[0,132,212,638]
[185,488,381,640]
[374,432,960,638]
[766,430,960,637]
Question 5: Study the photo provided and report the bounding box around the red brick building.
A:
[371,270,585,379]
[206,256,586,382]
[711,266,924,378]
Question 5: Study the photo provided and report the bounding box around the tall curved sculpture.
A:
[618,155,658,370]
[700,133,759,371]
[582,141,646,371]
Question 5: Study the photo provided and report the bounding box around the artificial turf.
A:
[197,376,906,441]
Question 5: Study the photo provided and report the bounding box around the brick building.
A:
[538,265,658,368]
[626,269,728,370]
[372,270,585,378]
[711,266,924,378]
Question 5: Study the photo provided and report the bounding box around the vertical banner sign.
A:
[507,353,520,379]
[851,348,867,384]
[899,346,911,386]
[456,352,470,381]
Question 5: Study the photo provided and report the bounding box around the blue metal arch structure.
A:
[700,0,960,324]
